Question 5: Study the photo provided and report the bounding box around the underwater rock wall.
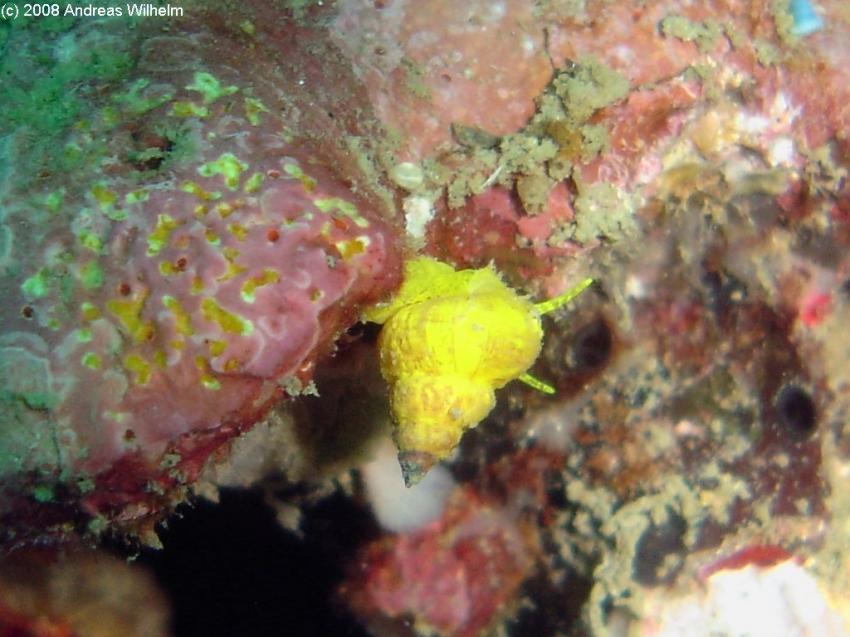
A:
[2,1,850,635]
[0,4,402,547]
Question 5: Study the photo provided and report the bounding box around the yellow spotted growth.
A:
[364,257,592,485]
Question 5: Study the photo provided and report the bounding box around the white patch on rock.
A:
[361,437,455,533]
[403,194,435,245]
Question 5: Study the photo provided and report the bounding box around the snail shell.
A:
[364,257,545,485]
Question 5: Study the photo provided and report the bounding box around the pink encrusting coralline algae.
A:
[0,18,401,544]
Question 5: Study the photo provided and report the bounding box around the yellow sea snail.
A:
[363,257,593,486]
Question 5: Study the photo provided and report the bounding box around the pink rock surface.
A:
[331,1,850,634]
[331,0,554,160]
[0,13,402,544]
[342,485,538,637]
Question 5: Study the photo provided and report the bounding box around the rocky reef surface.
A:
[2,1,850,636]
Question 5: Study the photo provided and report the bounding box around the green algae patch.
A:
[401,57,432,100]
[343,135,399,217]
[126,122,197,177]
[8,388,57,412]
[198,153,249,190]
[571,180,639,243]
[186,72,239,104]
[91,184,117,208]
[771,0,798,45]
[123,353,152,385]
[443,132,561,209]
[32,484,55,503]
[661,15,724,53]
[78,260,105,291]
[577,124,610,162]
[45,190,65,215]
[82,352,103,370]
[444,149,500,209]
[241,269,280,303]
[2,30,132,137]
[0,14,138,187]
[21,269,52,299]
[754,39,781,66]
[77,229,105,254]
[107,291,154,343]
[162,295,194,336]
[146,214,181,256]
[171,101,209,118]
[0,346,61,477]
[201,298,253,336]
[315,196,370,228]
[499,134,560,177]
[243,172,265,194]
[546,56,629,125]
[517,172,556,215]
[113,78,175,115]
[439,57,628,213]
[244,97,270,126]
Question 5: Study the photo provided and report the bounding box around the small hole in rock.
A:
[775,384,816,436]
[570,318,613,371]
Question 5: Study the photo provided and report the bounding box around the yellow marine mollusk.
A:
[364,257,593,486]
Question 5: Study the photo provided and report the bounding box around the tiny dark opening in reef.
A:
[570,318,613,371]
[774,384,817,437]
